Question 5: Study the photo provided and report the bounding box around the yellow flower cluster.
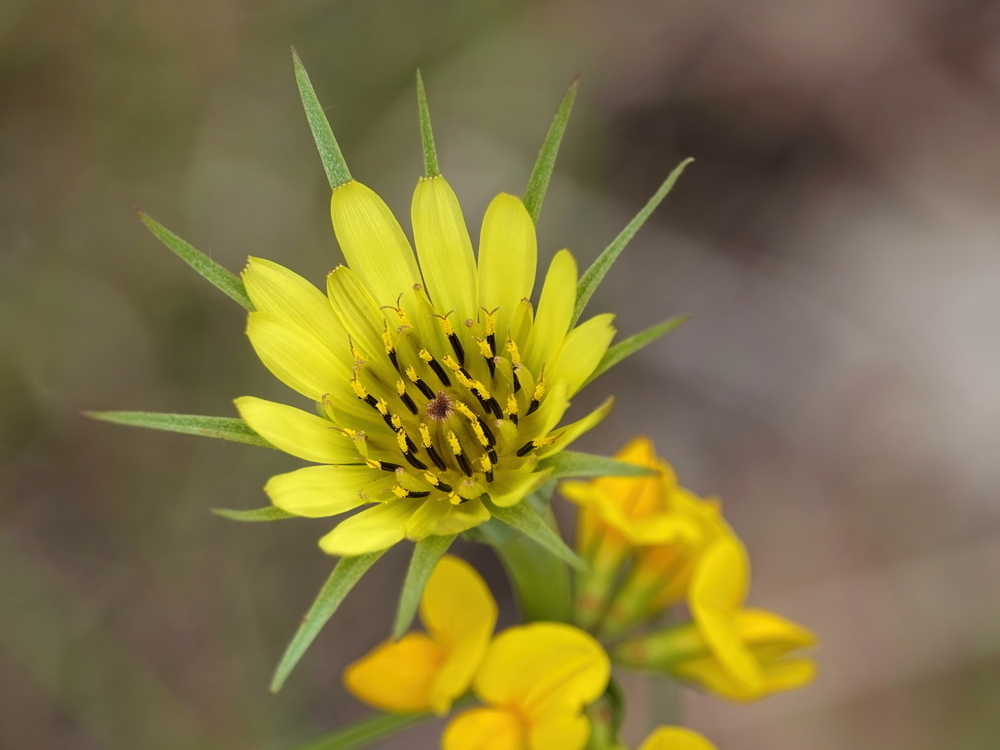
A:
[345,555,718,750]
[563,437,817,702]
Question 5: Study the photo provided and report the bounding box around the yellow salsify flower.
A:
[634,726,719,750]
[614,536,817,702]
[442,622,611,750]
[235,175,616,556]
[559,436,730,634]
[343,554,497,715]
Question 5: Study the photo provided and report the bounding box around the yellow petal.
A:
[242,256,346,344]
[638,727,718,750]
[547,314,616,396]
[487,468,553,508]
[759,657,817,696]
[330,180,422,308]
[536,396,615,458]
[235,396,358,464]
[326,265,390,364]
[529,711,591,750]
[478,194,536,343]
[264,465,381,518]
[738,608,818,658]
[523,249,577,374]
[343,633,444,713]
[318,498,424,556]
[420,555,498,714]
[411,175,478,321]
[689,536,762,693]
[442,707,525,750]
[473,623,610,722]
[246,312,350,401]
[404,497,491,540]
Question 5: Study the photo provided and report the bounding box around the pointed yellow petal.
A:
[318,498,424,556]
[235,396,357,464]
[547,313,617,396]
[443,708,525,750]
[738,608,818,657]
[242,256,346,344]
[412,175,478,320]
[638,727,718,750]
[326,265,392,362]
[523,249,577,374]
[264,465,381,518]
[759,658,817,696]
[689,537,761,693]
[420,555,497,714]
[487,468,552,508]
[330,180,422,307]
[478,194,536,341]
[536,396,615,458]
[246,312,350,401]
[343,633,444,713]
[473,623,609,720]
[404,497,491,540]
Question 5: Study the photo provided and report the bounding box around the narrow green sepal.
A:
[482,496,587,571]
[211,507,296,522]
[136,211,253,310]
[270,550,387,693]
[573,157,693,325]
[523,75,579,225]
[292,47,352,188]
[415,70,440,178]
[84,411,275,449]
[392,534,456,640]
[583,313,691,387]
[539,450,656,479]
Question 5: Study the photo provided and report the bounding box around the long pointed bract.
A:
[85,411,274,449]
[136,211,253,310]
[583,314,691,387]
[211,507,296,522]
[523,76,578,225]
[270,551,387,693]
[391,534,456,640]
[292,47,352,188]
[415,70,440,177]
[539,451,657,479]
[482,496,587,571]
[573,158,693,325]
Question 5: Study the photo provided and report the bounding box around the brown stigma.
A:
[425,391,454,421]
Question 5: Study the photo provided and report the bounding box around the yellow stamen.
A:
[476,338,492,358]
[391,485,408,498]
[447,431,462,456]
[396,379,407,395]
[375,398,389,416]
[351,378,369,400]
[506,394,519,416]
[396,431,410,453]
[506,340,522,366]
[419,423,433,448]
[390,414,403,430]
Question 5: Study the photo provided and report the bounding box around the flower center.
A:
[322,283,553,506]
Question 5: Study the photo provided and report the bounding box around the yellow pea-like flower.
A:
[237,175,617,557]
[442,622,611,750]
[636,726,719,750]
[614,537,818,702]
[343,555,497,715]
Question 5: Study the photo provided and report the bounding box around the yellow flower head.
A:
[637,726,719,750]
[235,174,616,556]
[343,554,497,715]
[614,536,818,702]
[443,622,610,750]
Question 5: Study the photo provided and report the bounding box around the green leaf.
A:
[270,551,386,693]
[211,506,295,522]
[523,76,578,225]
[286,696,476,750]
[392,534,456,640]
[84,411,276,449]
[573,157,693,325]
[292,47,352,188]
[481,496,586,571]
[582,314,691,387]
[136,211,253,310]
[539,451,656,479]
[415,70,440,178]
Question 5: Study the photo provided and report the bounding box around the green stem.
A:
[287,711,430,750]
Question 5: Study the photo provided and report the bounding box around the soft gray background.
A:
[3,0,1000,748]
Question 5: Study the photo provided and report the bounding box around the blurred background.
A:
[3,0,1000,748]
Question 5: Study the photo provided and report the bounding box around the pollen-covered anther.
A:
[448,430,474,477]
[406,365,436,399]
[423,471,453,493]
[396,379,418,414]
[506,340,522,366]
[420,348,452,386]
[527,375,545,415]
[516,435,553,457]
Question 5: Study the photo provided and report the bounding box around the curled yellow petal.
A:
[235,396,357,464]
[343,633,444,713]
[318,498,424,556]
[443,707,524,750]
